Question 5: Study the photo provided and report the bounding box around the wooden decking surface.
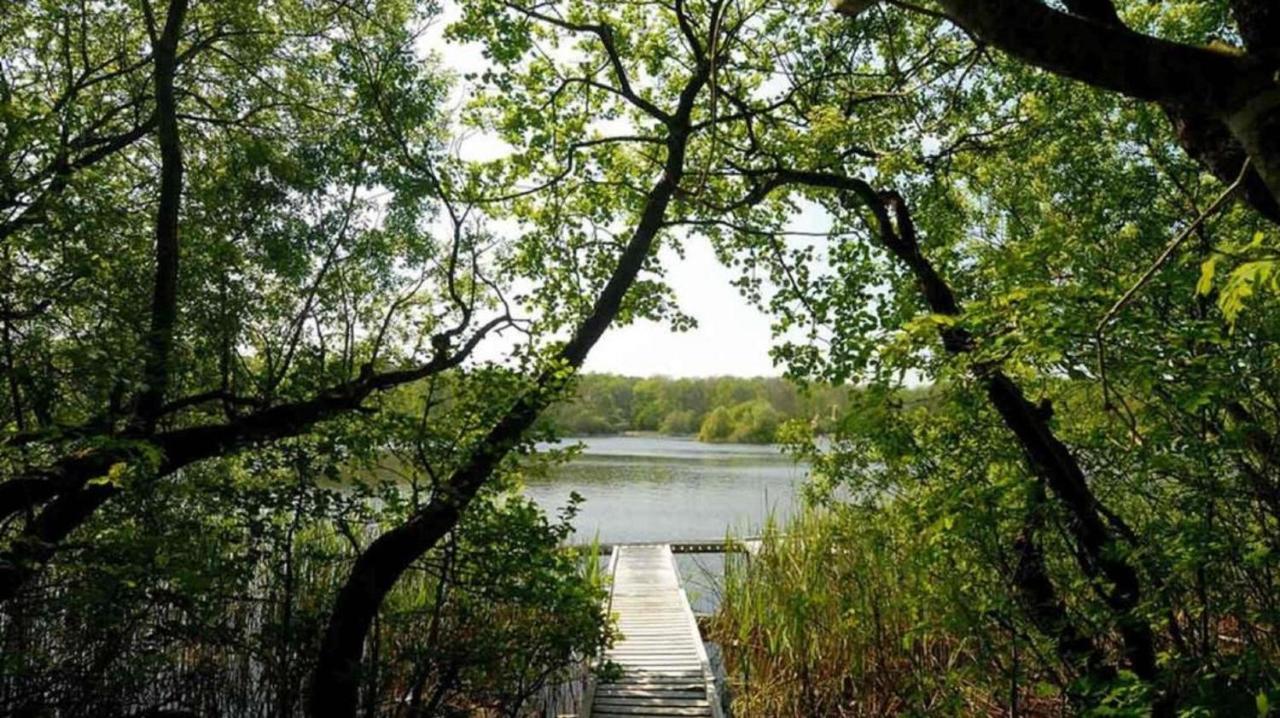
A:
[583,544,723,718]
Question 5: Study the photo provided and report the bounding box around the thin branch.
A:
[499,0,672,123]
[1093,158,1251,436]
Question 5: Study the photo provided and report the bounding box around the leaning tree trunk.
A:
[871,187,1160,688]
[750,169,1162,702]
[306,79,708,716]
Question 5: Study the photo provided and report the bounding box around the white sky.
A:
[583,238,782,377]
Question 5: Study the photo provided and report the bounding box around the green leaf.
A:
[1196,255,1217,296]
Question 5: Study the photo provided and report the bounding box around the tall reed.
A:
[711,508,1066,717]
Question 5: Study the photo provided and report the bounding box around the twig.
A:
[1093,158,1251,439]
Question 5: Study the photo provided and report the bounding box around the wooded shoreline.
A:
[544,374,933,444]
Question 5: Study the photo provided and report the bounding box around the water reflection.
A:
[525,435,809,613]
[525,435,807,544]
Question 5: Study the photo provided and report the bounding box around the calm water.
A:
[524,435,809,611]
[525,435,808,544]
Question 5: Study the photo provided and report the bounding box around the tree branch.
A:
[736,166,1160,690]
[134,0,190,430]
[306,46,713,718]
[0,320,504,600]
[499,1,673,123]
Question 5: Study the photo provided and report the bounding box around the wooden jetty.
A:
[581,544,726,718]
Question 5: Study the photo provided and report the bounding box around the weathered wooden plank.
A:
[593,708,712,717]
[583,545,722,718]
[595,698,710,708]
[606,670,703,675]
[595,687,707,696]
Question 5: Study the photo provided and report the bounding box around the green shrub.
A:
[698,399,782,443]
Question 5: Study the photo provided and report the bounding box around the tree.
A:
[306,0,731,706]
[659,408,699,435]
[698,400,781,443]
[709,2,1280,709]
[834,0,1280,223]
[7,0,1280,715]
[2,4,619,711]
[0,0,513,599]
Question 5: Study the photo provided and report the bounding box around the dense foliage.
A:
[0,0,624,714]
[3,0,1280,715]
[3,445,609,717]
[542,374,867,441]
[706,1,1280,715]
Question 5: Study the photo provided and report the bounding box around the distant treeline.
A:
[543,374,855,443]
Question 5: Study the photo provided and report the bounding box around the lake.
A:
[524,435,810,611]
[525,434,809,543]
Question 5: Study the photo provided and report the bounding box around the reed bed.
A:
[710,509,1066,717]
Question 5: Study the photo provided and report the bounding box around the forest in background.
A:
[543,374,883,442]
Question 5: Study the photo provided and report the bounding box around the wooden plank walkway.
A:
[582,544,723,718]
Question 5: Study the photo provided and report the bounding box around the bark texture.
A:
[136,0,189,429]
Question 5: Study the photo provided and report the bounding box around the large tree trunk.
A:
[135,0,189,431]
[1218,0,1280,200]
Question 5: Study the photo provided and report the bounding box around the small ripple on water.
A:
[524,435,808,545]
